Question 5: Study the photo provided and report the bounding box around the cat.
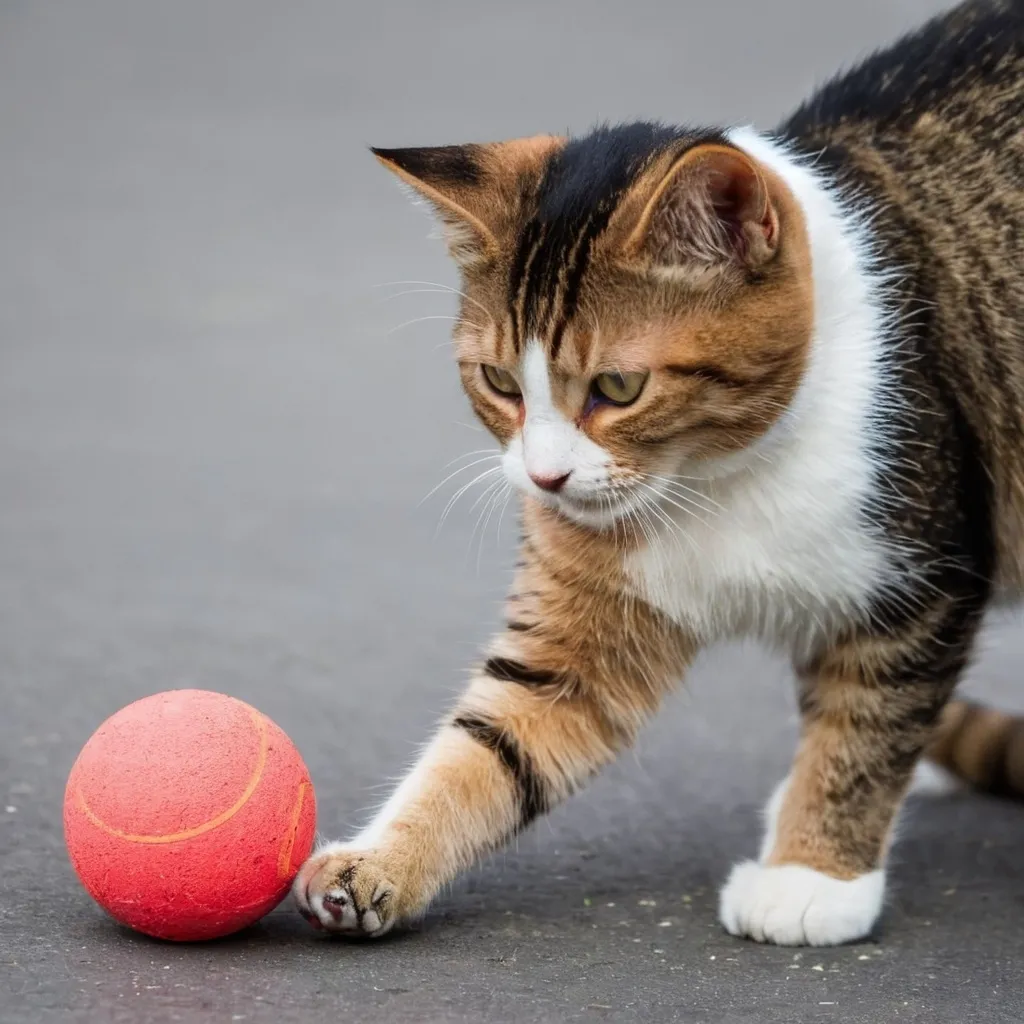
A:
[295,0,1024,946]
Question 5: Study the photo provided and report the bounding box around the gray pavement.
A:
[2,1,1023,1021]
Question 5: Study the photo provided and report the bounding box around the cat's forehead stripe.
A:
[506,122,729,358]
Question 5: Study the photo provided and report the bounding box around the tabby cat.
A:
[295,0,1024,945]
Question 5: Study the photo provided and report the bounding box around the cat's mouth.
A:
[548,489,640,531]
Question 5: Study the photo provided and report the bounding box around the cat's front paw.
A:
[719,861,884,946]
[293,844,406,937]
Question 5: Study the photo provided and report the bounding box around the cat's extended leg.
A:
[295,674,633,936]
[295,530,692,936]
[720,592,985,946]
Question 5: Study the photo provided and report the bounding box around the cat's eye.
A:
[482,364,522,398]
[592,371,648,406]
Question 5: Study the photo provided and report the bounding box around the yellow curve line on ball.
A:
[76,709,269,844]
[277,781,310,880]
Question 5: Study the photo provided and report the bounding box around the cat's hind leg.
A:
[720,590,986,946]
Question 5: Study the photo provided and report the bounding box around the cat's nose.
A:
[529,471,571,493]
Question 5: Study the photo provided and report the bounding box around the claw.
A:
[294,847,401,938]
[322,895,347,921]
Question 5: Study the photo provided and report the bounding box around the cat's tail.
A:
[924,699,1024,799]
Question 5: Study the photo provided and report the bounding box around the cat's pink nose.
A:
[529,471,571,493]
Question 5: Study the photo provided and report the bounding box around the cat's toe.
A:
[719,860,884,946]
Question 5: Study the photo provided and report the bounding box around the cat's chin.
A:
[542,492,640,533]
[556,504,622,531]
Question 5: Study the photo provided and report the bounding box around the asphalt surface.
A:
[3,1,1023,1021]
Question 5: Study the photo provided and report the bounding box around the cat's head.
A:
[374,123,813,530]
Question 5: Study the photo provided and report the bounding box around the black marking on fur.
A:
[484,656,558,687]
[453,714,550,829]
[664,362,754,388]
[781,2,1024,137]
[986,720,1020,798]
[371,144,483,187]
[508,220,543,353]
[508,122,728,347]
[334,865,357,891]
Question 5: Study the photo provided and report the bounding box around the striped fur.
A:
[296,513,692,934]
[297,1,1024,945]
[928,699,1024,797]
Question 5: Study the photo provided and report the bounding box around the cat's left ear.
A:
[619,143,780,274]
[372,136,563,267]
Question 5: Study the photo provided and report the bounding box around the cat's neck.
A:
[625,129,902,650]
[712,127,896,495]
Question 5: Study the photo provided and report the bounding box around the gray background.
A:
[2,1,1022,1021]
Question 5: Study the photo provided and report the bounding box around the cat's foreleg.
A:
[294,670,623,934]
[296,551,691,936]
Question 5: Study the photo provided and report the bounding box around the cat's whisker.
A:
[467,474,505,516]
[629,494,661,548]
[639,479,721,522]
[637,490,701,559]
[420,454,503,505]
[388,314,462,335]
[651,469,725,486]
[609,492,637,545]
[642,486,709,521]
[623,499,651,551]
[466,477,506,562]
[475,482,511,572]
[612,485,656,549]
[493,484,513,547]
[607,493,629,546]
[379,288,460,302]
[374,279,493,319]
[637,499,674,559]
[644,474,725,512]
[632,507,652,551]
[596,491,621,544]
[656,482,722,513]
[644,485,728,545]
[435,466,503,535]
[481,482,509,546]
[443,447,502,469]
[650,481,722,518]
[648,471,718,491]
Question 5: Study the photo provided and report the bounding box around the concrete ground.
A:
[2,1,1023,1021]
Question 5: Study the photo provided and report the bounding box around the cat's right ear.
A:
[372,137,564,267]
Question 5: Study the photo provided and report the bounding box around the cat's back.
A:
[781,0,1024,591]
[782,0,1023,150]
[779,0,1023,277]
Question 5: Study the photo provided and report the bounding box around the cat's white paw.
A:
[907,758,965,797]
[293,843,404,938]
[719,861,884,946]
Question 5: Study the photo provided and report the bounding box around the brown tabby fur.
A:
[295,0,1024,939]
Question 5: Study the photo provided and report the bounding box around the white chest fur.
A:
[624,128,906,658]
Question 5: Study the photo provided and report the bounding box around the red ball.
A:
[64,689,317,941]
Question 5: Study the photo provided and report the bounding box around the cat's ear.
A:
[372,137,563,267]
[372,144,496,266]
[619,143,779,275]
